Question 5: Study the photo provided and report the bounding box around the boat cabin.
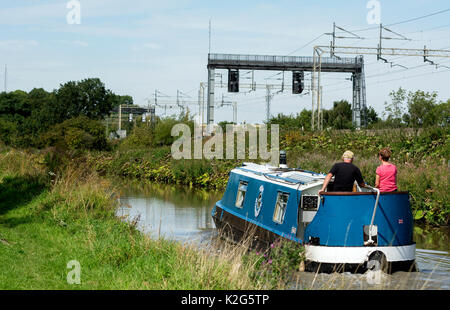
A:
[212,161,416,272]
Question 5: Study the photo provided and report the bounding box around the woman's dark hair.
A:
[379,148,391,161]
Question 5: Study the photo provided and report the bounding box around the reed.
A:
[0,149,270,289]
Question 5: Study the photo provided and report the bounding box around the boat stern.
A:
[304,243,417,273]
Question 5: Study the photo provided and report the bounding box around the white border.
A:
[305,244,416,264]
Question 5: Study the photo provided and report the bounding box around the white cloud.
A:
[131,42,162,52]
[0,40,39,51]
[59,40,89,47]
[143,43,161,49]
[0,3,65,25]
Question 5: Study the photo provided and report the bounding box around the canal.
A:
[117,181,449,290]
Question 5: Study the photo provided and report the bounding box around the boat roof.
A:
[232,162,326,190]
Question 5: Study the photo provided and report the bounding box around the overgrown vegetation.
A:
[91,122,449,226]
[0,81,448,289]
[1,149,294,289]
[267,88,449,130]
[1,83,448,227]
[244,239,305,288]
[0,78,130,149]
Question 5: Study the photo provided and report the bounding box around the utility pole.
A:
[153,89,171,116]
[198,83,206,127]
[265,85,273,123]
[377,23,411,63]
[326,22,363,58]
[176,90,191,115]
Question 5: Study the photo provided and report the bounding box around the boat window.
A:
[273,192,289,224]
[301,195,319,211]
[235,181,248,208]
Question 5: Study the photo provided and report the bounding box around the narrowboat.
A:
[211,158,417,273]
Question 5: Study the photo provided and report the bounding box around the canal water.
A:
[117,181,449,290]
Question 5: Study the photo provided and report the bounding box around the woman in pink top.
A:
[375,148,398,192]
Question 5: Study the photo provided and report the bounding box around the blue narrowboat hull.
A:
[212,163,417,273]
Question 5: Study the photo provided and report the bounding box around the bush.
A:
[153,117,181,146]
[0,119,18,145]
[38,116,108,151]
[153,116,194,147]
[119,123,154,150]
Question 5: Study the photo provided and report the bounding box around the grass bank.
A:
[0,148,298,289]
[88,127,449,226]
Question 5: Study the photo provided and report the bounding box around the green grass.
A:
[0,150,274,290]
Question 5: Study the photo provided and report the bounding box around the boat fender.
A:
[366,251,388,272]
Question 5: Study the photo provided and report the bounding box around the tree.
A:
[365,106,380,126]
[325,100,352,129]
[297,109,312,131]
[268,109,312,131]
[28,88,51,110]
[113,95,134,108]
[405,90,438,127]
[0,90,29,122]
[53,78,115,122]
[21,89,54,136]
[0,78,131,148]
[434,100,450,127]
[384,88,407,127]
[0,119,18,145]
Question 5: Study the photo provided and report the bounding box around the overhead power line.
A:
[387,8,450,27]
[286,8,450,59]
[338,8,450,34]
[287,33,326,55]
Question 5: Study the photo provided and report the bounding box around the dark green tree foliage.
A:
[53,78,115,121]
[0,119,17,145]
[0,90,29,123]
[435,100,450,127]
[323,100,353,129]
[269,88,448,131]
[120,111,195,149]
[0,89,52,146]
[39,116,108,151]
[365,106,380,126]
[270,102,354,130]
[0,78,127,149]
[268,109,312,130]
[406,90,438,127]
[113,94,133,108]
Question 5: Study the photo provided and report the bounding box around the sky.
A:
[1,0,450,124]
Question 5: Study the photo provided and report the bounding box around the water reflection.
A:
[117,180,221,243]
[414,226,449,252]
[116,180,449,290]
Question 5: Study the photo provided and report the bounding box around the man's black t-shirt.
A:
[329,162,364,192]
